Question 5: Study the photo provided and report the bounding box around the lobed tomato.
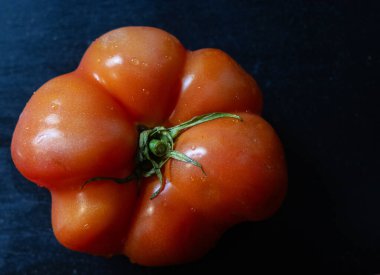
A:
[11,26,287,265]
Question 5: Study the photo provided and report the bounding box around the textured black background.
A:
[0,0,379,274]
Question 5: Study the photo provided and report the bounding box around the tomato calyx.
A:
[84,112,241,199]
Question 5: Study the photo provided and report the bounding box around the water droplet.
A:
[190,207,196,213]
[50,99,61,110]
[83,223,89,230]
[130,58,140,65]
[96,58,101,63]
[191,145,196,150]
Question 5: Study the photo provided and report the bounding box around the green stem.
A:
[84,112,242,199]
[149,139,169,157]
[169,112,241,138]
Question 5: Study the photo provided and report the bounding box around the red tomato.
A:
[11,26,287,266]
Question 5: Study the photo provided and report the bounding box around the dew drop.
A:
[50,99,61,110]
[130,58,140,65]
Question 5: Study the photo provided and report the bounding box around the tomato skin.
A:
[11,26,287,266]
[124,177,223,266]
[52,180,137,255]
[78,27,186,126]
[11,72,137,189]
[169,49,262,125]
[169,113,287,223]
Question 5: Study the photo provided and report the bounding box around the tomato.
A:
[11,26,287,265]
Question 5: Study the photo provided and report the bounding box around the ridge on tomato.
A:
[11,26,287,266]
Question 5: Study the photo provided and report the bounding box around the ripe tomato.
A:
[11,26,287,265]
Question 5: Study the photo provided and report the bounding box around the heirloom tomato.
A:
[12,26,287,265]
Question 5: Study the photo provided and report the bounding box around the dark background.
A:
[0,0,379,274]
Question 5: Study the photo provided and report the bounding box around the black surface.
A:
[1,0,379,274]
